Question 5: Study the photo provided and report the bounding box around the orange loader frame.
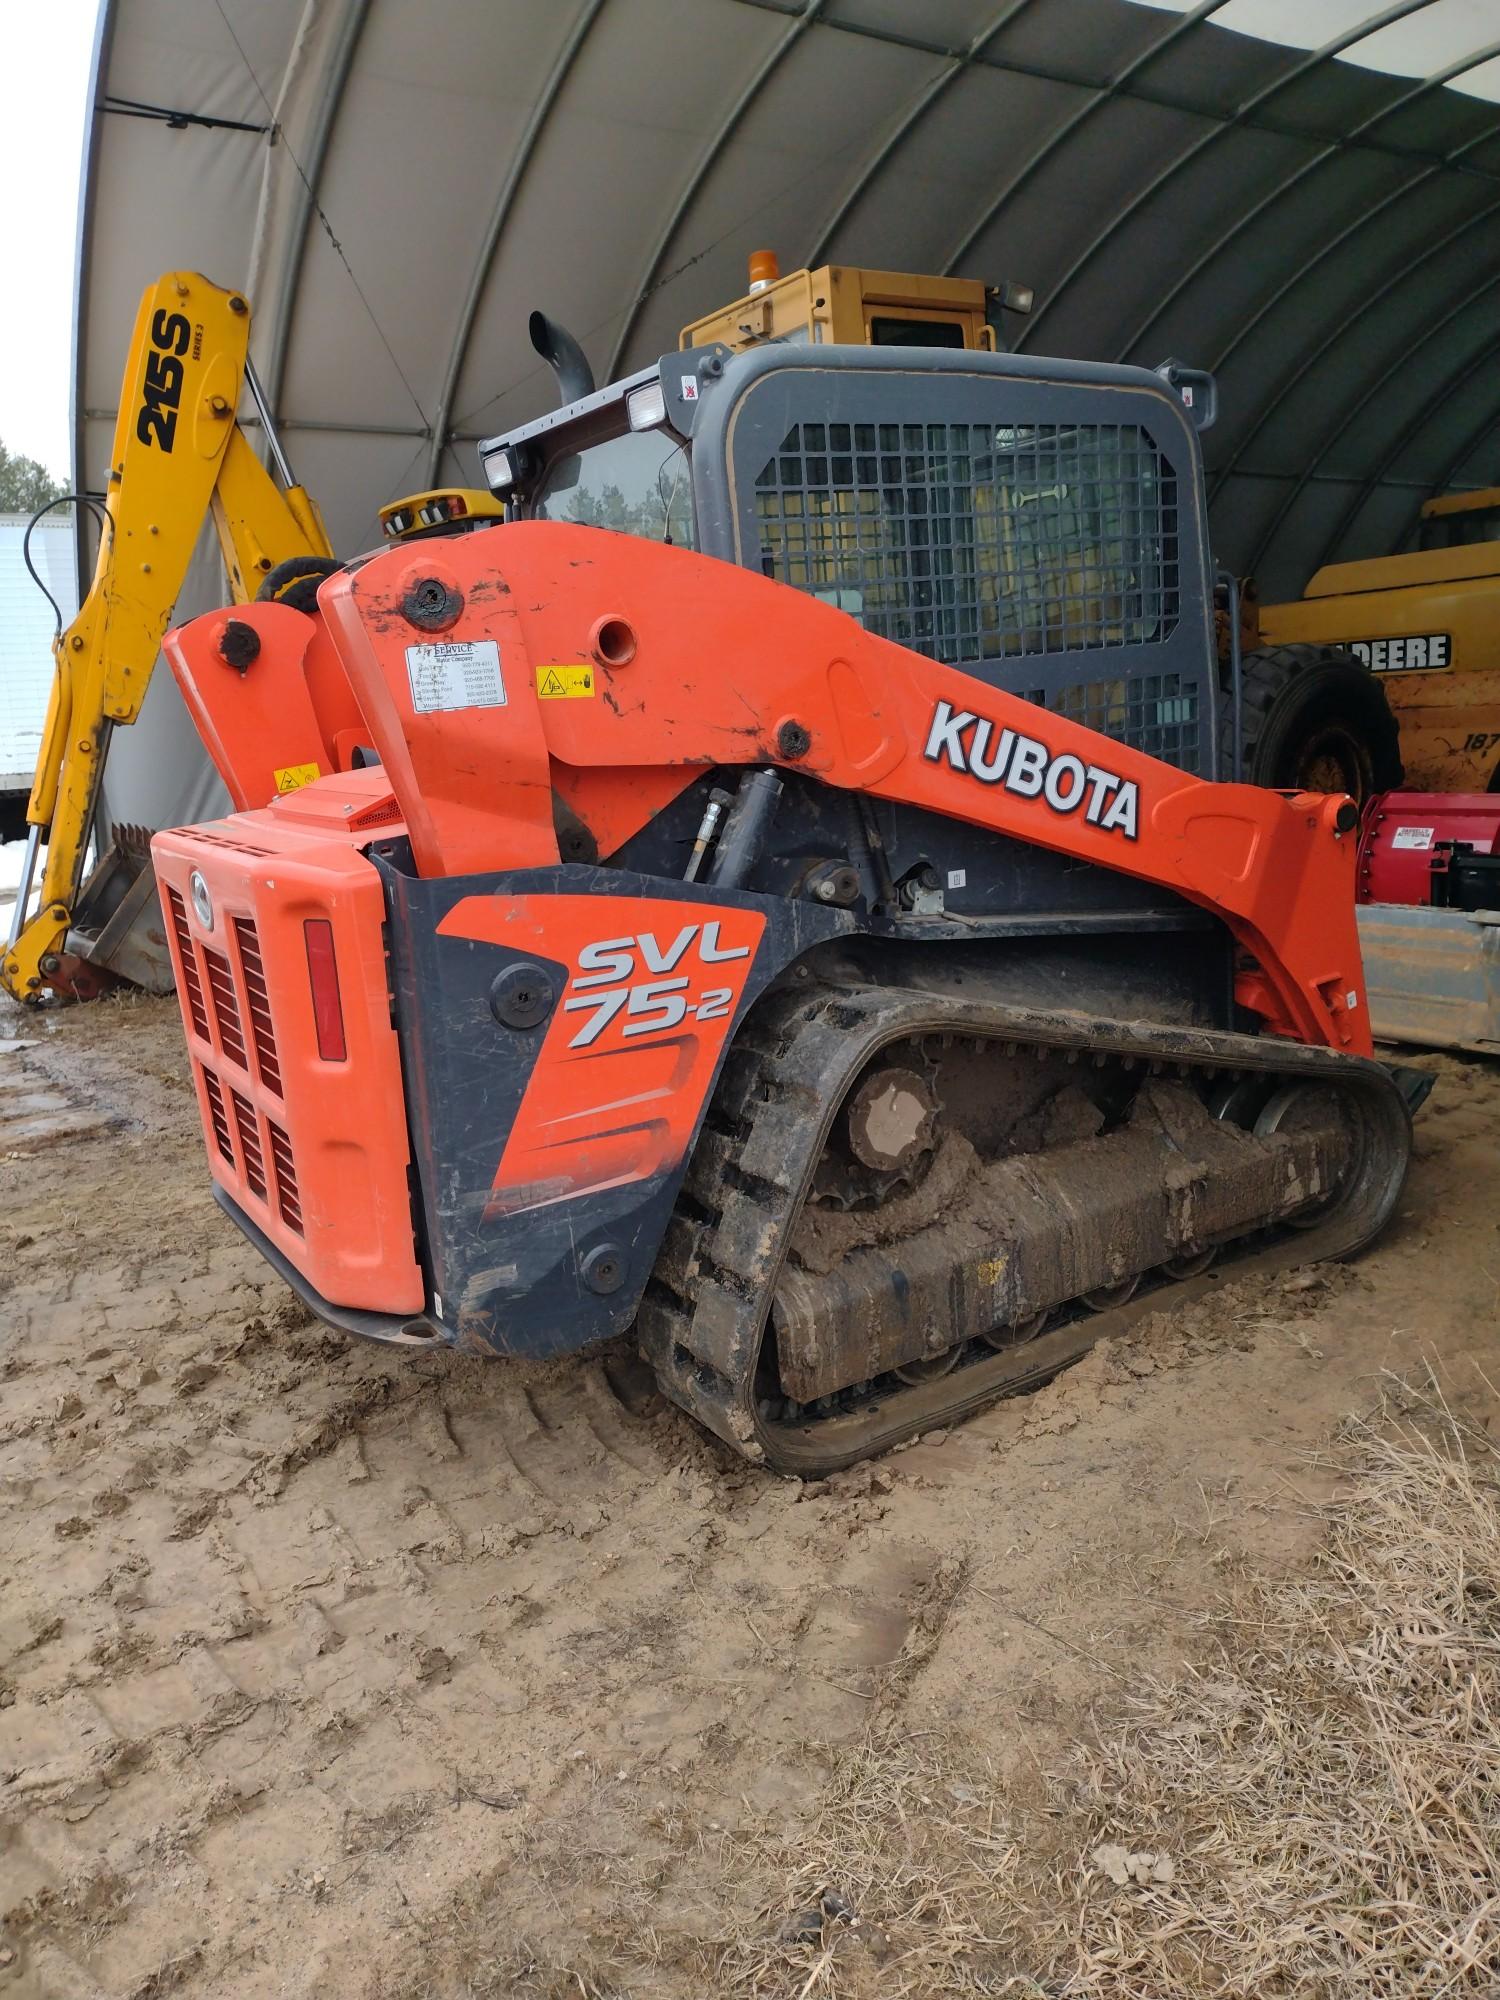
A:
[170,520,1370,1053]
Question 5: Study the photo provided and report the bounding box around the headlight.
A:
[626,380,667,431]
[481,446,516,492]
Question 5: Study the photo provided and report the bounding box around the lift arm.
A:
[2,270,332,1003]
[165,520,1372,1059]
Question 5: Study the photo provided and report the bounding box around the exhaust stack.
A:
[529,311,594,407]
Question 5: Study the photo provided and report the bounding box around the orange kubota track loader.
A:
[152,330,1418,1472]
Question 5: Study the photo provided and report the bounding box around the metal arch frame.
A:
[940,0,1233,278]
[425,0,608,483]
[726,0,1475,168]
[1114,35,1500,364]
[70,0,117,603]
[1207,120,1500,393]
[800,0,1038,273]
[258,0,375,420]
[1014,0,1438,352]
[602,0,826,388]
[1246,270,1500,574]
[1208,175,1500,504]
[1308,329,1500,573]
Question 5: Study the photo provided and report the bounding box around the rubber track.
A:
[637,980,1413,1476]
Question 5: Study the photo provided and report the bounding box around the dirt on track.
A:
[1,992,1497,1998]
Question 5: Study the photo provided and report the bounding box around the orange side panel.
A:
[319,552,560,878]
[152,801,423,1315]
[164,602,368,810]
[551,762,699,860]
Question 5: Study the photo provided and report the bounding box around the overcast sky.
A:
[0,1,97,480]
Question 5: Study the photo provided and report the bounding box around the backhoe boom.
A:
[2,270,331,1003]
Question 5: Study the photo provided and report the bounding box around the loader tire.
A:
[1225,642,1402,805]
[257,554,341,616]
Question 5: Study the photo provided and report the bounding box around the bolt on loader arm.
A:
[2,270,333,1004]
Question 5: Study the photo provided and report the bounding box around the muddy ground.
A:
[1,992,1496,1998]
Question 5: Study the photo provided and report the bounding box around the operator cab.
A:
[1417,487,1500,552]
[680,249,1028,355]
[476,257,1217,779]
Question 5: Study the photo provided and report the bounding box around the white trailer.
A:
[1,512,76,809]
[1,510,77,815]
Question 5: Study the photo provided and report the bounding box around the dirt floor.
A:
[1,991,1497,1999]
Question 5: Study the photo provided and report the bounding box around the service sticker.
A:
[1391,826,1435,850]
[404,639,506,714]
[273,761,321,793]
[536,664,596,699]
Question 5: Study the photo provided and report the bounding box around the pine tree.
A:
[0,441,65,513]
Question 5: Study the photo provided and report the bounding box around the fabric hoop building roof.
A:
[77,0,1500,611]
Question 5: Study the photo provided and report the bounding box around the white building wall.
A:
[0,512,77,795]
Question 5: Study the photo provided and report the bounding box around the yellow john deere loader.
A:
[1230,489,1500,805]
[2,271,500,1005]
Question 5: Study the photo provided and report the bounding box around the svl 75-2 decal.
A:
[565,921,750,1047]
[436,894,767,1217]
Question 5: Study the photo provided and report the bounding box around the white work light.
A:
[626,380,667,431]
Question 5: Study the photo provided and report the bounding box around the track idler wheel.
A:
[1162,1247,1217,1280]
[894,1347,961,1385]
[1255,1085,1345,1228]
[983,1308,1049,1350]
[1080,1276,1140,1311]
[846,1065,939,1175]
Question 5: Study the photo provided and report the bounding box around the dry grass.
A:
[1037,1383,1500,1997]
[375,1385,1500,1998]
[374,1741,1040,2000]
[709,1741,1037,1998]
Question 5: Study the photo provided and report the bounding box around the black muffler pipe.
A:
[529,311,595,407]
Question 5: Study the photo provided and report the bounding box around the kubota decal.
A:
[923,697,1140,840]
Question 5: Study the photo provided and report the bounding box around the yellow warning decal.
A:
[536,664,596,700]
[273,761,321,794]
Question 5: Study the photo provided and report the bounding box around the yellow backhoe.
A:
[2,270,499,1005]
[2,254,1044,1006]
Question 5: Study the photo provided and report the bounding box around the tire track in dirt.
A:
[3,999,1497,1997]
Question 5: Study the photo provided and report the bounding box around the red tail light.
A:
[304,919,348,1061]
